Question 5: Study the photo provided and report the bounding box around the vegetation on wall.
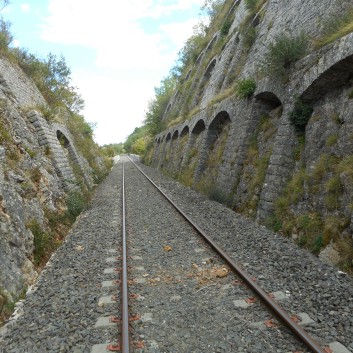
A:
[0,1,113,286]
[0,14,110,181]
[314,6,353,48]
[235,78,256,98]
[289,99,314,131]
[264,32,308,78]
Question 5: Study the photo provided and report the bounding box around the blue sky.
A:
[3,0,205,145]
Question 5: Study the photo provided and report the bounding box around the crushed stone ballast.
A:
[0,156,352,353]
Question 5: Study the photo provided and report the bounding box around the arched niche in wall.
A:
[195,51,204,66]
[203,58,217,84]
[253,91,283,142]
[192,119,206,134]
[300,54,353,103]
[185,69,192,81]
[296,52,353,165]
[195,58,218,105]
[208,110,231,140]
[56,130,78,165]
[175,126,190,170]
[190,119,206,152]
[198,111,231,179]
[206,35,218,53]
[172,130,179,141]
[181,119,206,172]
[180,126,190,137]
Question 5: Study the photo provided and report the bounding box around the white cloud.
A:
[20,3,30,13]
[72,71,155,145]
[40,0,203,144]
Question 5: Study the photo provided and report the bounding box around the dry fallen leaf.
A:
[75,245,84,251]
[163,245,172,251]
[215,268,228,278]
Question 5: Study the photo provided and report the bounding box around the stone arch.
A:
[185,69,192,81]
[194,58,218,106]
[195,51,204,66]
[197,111,231,178]
[180,126,190,137]
[233,93,283,217]
[192,119,206,134]
[208,110,231,135]
[300,54,353,103]
[172,130,179,140]
[56,129,80,165]
[255,91,283,110]
[180,119,206,171]
[55,127,93,187]
[166,132,171,141]
[203,58,217,83]
[206,35,218,53]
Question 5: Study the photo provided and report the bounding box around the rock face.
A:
[152,0,353,264]
[0,57,95,304]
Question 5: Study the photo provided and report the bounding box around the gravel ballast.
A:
[1,157,352,353]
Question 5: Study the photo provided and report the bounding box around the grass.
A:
[314,7,353,49]
[206,124,230,169]
[324,175,343,210]
[336,236,353,274]
[293,135,305,161]
[0,118,13,145]
[207,86,235,107]
[326,134,338,148]
[166,116,183,128]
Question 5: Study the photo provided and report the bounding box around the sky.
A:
[2,0,205,145]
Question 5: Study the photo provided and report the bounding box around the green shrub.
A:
[235,78,256,98]
[265,33,308,76]
[242,26,257,49]
[289,99,313,130]
[220,20,232,37]
[66,190,85,220]
[26,219,53,266]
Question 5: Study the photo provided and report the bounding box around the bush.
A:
[235,78,256,98]
[26,219,53,266]
[66,190,85,220]
[289,99,313,130]
[265,33,308,75]
[220,20,232,37]
[242,26,257,49]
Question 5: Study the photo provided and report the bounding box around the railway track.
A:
[2,156,351,353]
[92,157,348,353]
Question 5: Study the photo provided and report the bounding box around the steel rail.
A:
[121,161,130,352]
[127,157,327,353]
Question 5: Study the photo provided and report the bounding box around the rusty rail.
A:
[121,160,130,352]
[127,156,327,353]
